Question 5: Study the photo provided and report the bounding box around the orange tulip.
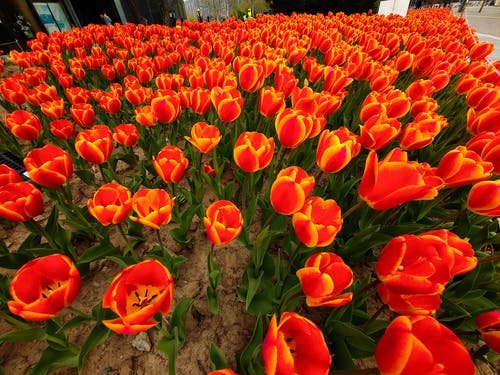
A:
[8,254,81,321]
[50,119,75,140]
[40,98,65,119]
[74,125,113,165]
[436,146,493,188]
[135,106,157,127]
[238,62,265,93]
[99,93,122,114]
[466,107,500,135]
[88,182,132,226]
[359,149,443,210]
[296,252,353,307]
[316,127,360,173]
[210,87,243,123]
[125,84,147,106]
[0,78,27,105]
[292,196,343,248]
[5,110,42,141]
[152,146,189,183]
[475,133,500,174]
[275,108,314,149]
[233,131,275,173]
[129,188,174,229]
[469,41,495,60]
[102,260,174,334]
[258,86,285,118]
[398,112,443,150]
[262,312,331,375]
[203,200,243,245]
[113,123,139,147]
[360,114,402,151]
[0,182,43,222]
[66,87,91,104]
[189,88,212,115]
[476,311,500,354]
[270,166,315,215]
[466,180,500,216]
[184,122,221,154]
[375,315,474,375]
[208,370,238,375]
[24,145,73,188]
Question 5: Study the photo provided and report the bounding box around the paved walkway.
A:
[455,4,500,61]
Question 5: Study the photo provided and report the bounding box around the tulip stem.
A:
[98,164,108,183]
[342,200,365,219]
[157,229,165,250]
[67,306,92,320]
[117,223,138,261]
[363,303,388,329]
[262,211,277,229]
[477,255,500,264]
[58,185,72,205]
[26,219,59,252]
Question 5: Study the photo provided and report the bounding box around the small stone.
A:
[131,331,152,352]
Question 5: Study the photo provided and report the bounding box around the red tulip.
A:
[359,149,443,210]
[208,370,238,375]
[0,165,22,187]
[316,127,360,173]
[152,146,189,184]
[467,180,500,216]
[262,312,331,375]
[8,254,81,321]
[238,62,265,93]
[375,315,475,375]
[258,86,286,118]
[75,125,113,165]
[398,112,443,151]
[292,196,343,248]
[476,311,500,353]
[233,131,275,173]
[5,110,42,141]
[0,182,44,222]
[203,200,243,245]
[99,93,122,114]
[50,119,75,140]
[129,188,174,229]
[360,114,401,151]
[151,93,182,124]
[87,182,132,226]
[275,108,314,149]
[210,87,243,123]
[436,146,493,188]
[113,123,139,147]
[40,98,65,119]
[102,260,174,334]
[24,144,73,188]
[296,252,353,307]
[189,88,212,115]
[184,122,221,154]
[270,166,315,215]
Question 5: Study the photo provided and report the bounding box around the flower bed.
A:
[0,7,499,375]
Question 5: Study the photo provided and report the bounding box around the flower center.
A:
[127,285,163,313]
[41,281,64,299]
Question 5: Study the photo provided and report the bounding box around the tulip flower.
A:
[375,315,475,375]
[316,127,360,173]
[376,284,442,315]
[466,107,500,135]
[135,106,157,127]
[0,181,44,222]
[270,166,315,215]
[99,93,122,114]
[152,146,189,184]
[476,311,500,354]
[292,196,343,248]
[233,131,275,173]
[398,112,443,150]
[40,98,65,119]
[151,93,182,124]
[0,78,27,105]
[129,188,174,230]
[87,182,132,226]
[258,86,286,118]
[203,200,243,245]
[469,41,495,60]
[359,149,443,210]
[5,110,42,141]
[208,370,238,375]
[189,88,212,115]
[275,108,314,149]
[262,312,331,375]
[184,122,221,154]
[467,180,500,216]
[477,133,500,174]
[0,165,22,187]
[7,254,81,321]
[102,259,174,334]
[436,146,493,188]
[113,123,139,147]
[125,84,148,106]
[203,162,216,177]
[360,114,402,151]
[23,144,73,188]
[238,62,265,93]
[75,125,113,165]
[210,87,243,123]
[50,119,75,140]
[296,252,353,307]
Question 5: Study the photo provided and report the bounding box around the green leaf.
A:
[75,169,97,186]
[158,327,180,375]
[331,338,356,370]
[0,252,33,269]
[105,255,137,267]
[78,238,119,264]
[169,298,193,344]
[26,347,78,375]
[209,344,229,370]
[0,327,45,344]
[245,271,264,311]
[327,320,376,354]
[78,324,111,372]
[253,226,273,270]
[236,316,264,375]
